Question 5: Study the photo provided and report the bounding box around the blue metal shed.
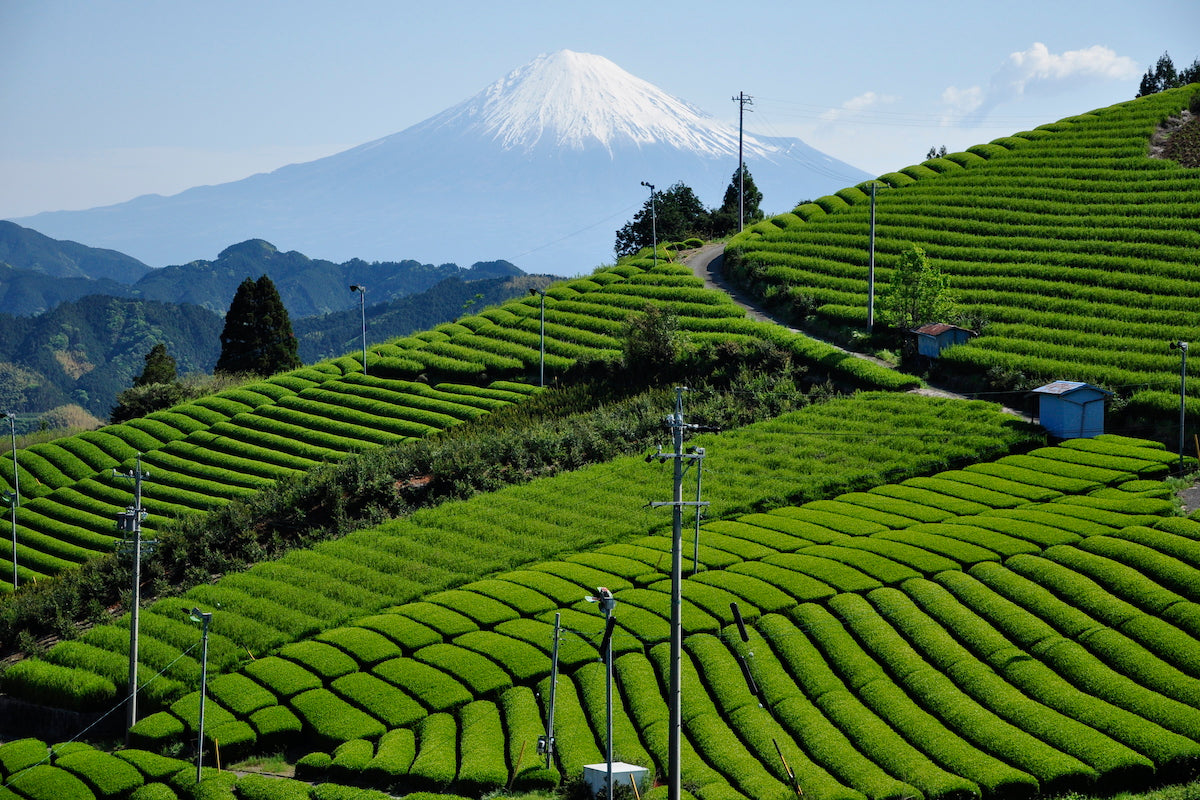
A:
[912,323,973,358]
[1032,381,1112,439]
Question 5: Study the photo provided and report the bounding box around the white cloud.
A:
[820,91,898,123]
[942,42,1140,126]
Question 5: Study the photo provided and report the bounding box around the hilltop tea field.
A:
[3,86,1200,800]
[727,85,1200,421]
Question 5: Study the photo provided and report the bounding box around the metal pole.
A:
[868,182,877,331]
[117,453,150,742]
[642,181,657,270]
[1177,342,1189,471]
[6,413,18,590]
[359,287,367,376]
[669,390,684,800]
[545,612,561,770]
[350,285,367,374]
[539,292,546,388]
[192,609,212,783]
[692,453,703,577]
[605,604,614,800]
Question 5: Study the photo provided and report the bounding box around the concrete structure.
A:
[912,323,973,358]
[583,762,650,797]
[1032,381,1112,439]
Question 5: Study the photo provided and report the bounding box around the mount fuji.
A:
[15,50,871,275]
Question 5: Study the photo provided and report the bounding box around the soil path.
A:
[677,243,1014,409]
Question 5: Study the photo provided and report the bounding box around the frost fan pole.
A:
[650,389,709,800]
[115,454,152,742]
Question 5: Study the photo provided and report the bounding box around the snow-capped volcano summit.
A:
[431,50,744,156]
[16,51,870,275]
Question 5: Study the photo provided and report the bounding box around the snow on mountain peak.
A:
[429,49,768,157]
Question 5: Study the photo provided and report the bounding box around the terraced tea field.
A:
[4,433,1196,800]
[0,256,912,588]
[726,85,1200,417]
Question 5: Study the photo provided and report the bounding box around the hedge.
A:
[289,688,387,746]
[406,712,458,793]
[454,700,509,796]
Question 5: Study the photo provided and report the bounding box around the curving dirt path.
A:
[678,243,1029,416]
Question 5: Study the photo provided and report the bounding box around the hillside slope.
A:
[726,85,1200,420]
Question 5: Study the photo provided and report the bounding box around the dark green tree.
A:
[132,343,177,387]
[215,275,302,376]
[711,165,765,237]
[623,304,682,373]
[615,182,711,258]
[1137,52,1200,96]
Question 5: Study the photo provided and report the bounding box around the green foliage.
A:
[711,165,766,236]
[615,182,712,257]
[215,275,302,377]
[877,244,955,331]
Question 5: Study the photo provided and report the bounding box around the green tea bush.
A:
[114,749,187,782]
[3,765,93,800]
[364,727,416,785]
[233,773,311,800]
[372,657,471,712]
[290,688,387,745]
[406,712,458,793]
[413,643,512,695]
[331,672,424,728]
[454,700,508,796]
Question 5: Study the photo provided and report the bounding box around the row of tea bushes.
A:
[726,85,1200,407]
[4,394,1032,711]
[88,436,1200,799]
[0,255,918,588]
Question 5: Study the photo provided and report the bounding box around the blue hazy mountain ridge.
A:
[13,51,870,275]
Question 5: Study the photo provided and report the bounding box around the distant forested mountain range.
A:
[0,223,539,421]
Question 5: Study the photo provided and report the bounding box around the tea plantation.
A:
[4,82,1200,800]
[726,84,1200,418]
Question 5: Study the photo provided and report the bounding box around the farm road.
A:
[679,243,1029,416]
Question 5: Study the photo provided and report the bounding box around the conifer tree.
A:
[215,275,302,376]
[711,165,764,236]
[132,343,177,387]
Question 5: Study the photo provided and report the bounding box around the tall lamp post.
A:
[1172,340,1189,472]
[586,587,617,800]
[641,181,657,270]
[529,287,547,387]
[4,412,18,589]
[349,285,367,375]
[866,181,888,332]
[188,607,213,783]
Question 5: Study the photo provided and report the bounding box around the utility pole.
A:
[868,181,879,331]
[650,389,709,800]
[540,612,561,769]
[731,92,754,231]
[115,454,153,742]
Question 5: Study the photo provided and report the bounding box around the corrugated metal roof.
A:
[1032,380,1112,396]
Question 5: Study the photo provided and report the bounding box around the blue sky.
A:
[2,0,1196,222]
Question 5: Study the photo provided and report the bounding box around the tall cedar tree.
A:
[132,343,177,387]
[216,275,302,375]
[711,165,764,236]
[614,182,710,257]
